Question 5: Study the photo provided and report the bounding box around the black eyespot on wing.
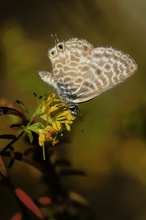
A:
[58,43,64,51]
[51,50,55,56]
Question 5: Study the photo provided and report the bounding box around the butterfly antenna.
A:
[51,34,59,45]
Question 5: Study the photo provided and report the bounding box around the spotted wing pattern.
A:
[39,38,137,105]
[72,47,137,103]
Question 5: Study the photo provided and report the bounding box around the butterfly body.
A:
[39,38,137,114]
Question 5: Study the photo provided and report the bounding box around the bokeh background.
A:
[0,0,146,219]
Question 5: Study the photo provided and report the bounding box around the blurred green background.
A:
[0,0,146,219]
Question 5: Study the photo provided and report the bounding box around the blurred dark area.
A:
[0,0,146,219]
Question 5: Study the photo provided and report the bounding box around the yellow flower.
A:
[41,93,76,132]
[51,110,76,132]
[41,93,63,117]
[38,93,76,152]
[38,125,59,147]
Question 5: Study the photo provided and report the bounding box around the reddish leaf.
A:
[15,188,44,219]
[11,212,22,220]
[38,197,52,205]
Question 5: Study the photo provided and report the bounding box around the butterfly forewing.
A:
[39,38,137,110]
[53,39,93,96]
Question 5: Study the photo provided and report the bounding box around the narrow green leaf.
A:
[16,100,31,114]
[28,123,45,134]
[25,130,33,143]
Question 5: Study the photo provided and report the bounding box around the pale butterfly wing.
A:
[39,71,56,89]
[50,39,93,96]
[39,38,138,112]
[72,47,137,103]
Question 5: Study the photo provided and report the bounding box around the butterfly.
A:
[39,37,138,114]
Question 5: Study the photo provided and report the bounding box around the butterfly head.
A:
[69,104,78,115]
[48,35,66,64]
[48,42,65,59]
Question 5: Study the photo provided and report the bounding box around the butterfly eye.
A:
[57,43,64,51]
